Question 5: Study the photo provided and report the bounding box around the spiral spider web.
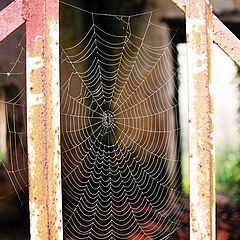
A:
[60,2,184,239]
[0,25,29,238]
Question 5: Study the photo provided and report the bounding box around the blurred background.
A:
[0,0,239,239]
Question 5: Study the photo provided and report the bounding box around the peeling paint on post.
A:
[0,0,25,42]
[26,0,63,239]
[212,16,240,66]
[186,0,215,240]
[171,0,240,66]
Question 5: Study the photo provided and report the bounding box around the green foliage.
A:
[182,175,190,196]
[181,148,240,201]
[216,148,240,202]
[181,152,190,195]
[0,150,5,163]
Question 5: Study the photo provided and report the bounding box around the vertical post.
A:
[186,0,215,240]
[0,90,7,158]
[26,0,63,239]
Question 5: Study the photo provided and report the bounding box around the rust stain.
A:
[26,0,62,239]
[186,0,215,240]
[22,0,30,21]
[171,0,240,66]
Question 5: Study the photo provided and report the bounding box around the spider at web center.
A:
[102,111,114,129]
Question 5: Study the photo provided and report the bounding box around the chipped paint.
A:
[186,0,216,240]
[27,55,45,106]
[27,92,44,106]
[29,202,41,240]
[48,20,63,240]
[27,55,44,71]
[213,16,240,66]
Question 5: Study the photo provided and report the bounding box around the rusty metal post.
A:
[186,0,215,239]
[212,16,240,66]
[0,0,25,42]
[26,0,63,239]
[171,0,240,66]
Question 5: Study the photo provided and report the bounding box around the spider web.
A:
[60,2,185,239]
[0,25,29,238]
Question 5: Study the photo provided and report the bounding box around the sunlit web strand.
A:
[60,3,184,239]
